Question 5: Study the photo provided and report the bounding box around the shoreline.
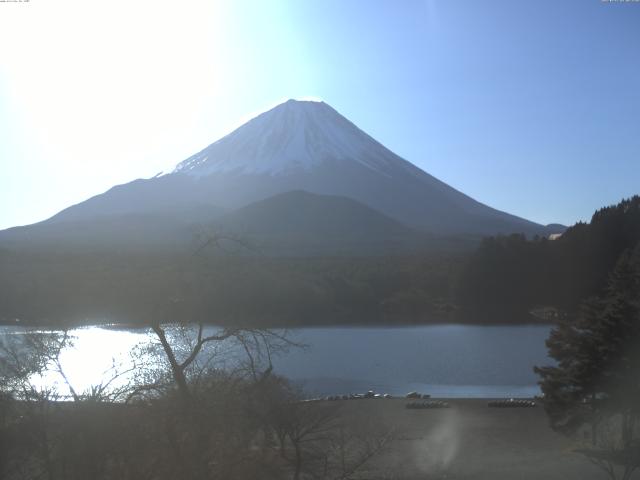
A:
[0,316,556,330]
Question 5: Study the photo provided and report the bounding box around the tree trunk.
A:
[294,441,302,480]
[151,325,191,401]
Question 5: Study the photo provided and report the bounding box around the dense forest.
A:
[0,196,637,327]
[0,250,462,327]
[457,196,640,321]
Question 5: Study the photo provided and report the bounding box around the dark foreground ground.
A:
[1,396,610,479]
[339,398,604,480]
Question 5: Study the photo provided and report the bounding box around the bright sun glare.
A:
[0,0,280,228]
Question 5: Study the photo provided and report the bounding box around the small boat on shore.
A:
[405,400,450,409]
[488,399,536,408]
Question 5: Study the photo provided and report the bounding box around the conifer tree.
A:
[536,243,640,480]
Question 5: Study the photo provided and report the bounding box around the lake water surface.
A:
[0,324,553,398]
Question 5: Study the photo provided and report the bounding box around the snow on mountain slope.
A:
[174,99,413,177]
[35,98,557,238]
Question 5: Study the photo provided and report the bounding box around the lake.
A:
[0,324,553,398]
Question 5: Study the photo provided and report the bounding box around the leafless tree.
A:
[575,412,640,480]
[264,389,393,480]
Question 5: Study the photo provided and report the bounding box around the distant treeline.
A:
[0,249,463,327]
[456,196,640,320]
[1,196,637,327]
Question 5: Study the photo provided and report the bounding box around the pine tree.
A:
[535,243,640,480]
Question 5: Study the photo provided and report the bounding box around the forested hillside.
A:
[0,250,462,327]
[1,197,636,327]
[457,196,640,320]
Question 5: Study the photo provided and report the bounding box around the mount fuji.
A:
[1,99,561,253]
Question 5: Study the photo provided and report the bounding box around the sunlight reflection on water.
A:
[1,324,552,398]
[30,327,153,397]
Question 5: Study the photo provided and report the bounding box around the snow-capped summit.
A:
[39,98,556,237]
[173,99,410,177]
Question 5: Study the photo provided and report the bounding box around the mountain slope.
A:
[0,212,203,252]
[24,99,559,240]
[214,190,430,255]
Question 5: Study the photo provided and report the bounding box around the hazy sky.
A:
[1,0,638,230]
